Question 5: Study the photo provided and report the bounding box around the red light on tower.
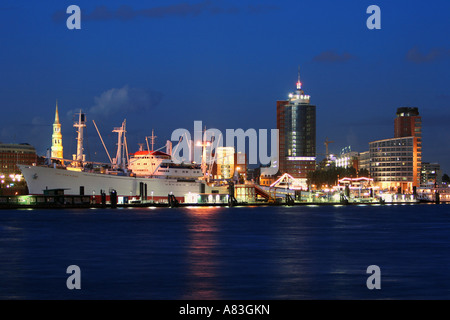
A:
[296,81,302,90]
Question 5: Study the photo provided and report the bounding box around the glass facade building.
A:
[368,107,422,192]
[277,74,316,180]
[369,136,419,192]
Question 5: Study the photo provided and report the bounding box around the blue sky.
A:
[0,0,449,172]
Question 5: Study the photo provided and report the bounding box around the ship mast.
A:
[73,110,86,164]
[150,130,157,151]
[113,119,127,169]
[146,130,157,152]
[198,126,213,181]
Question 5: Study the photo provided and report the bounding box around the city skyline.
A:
[0,0,449,174]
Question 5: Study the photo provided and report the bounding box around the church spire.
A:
[54,100,60,124]
[51,100,63,159]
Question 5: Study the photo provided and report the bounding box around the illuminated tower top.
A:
[296,66,302,90]
[289,67,310,104]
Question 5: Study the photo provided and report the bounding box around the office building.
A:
[369,136,419,192]
[368,107,423,192]
[211,147,247,180]
[0,143,37,175]
[394,107,421,139]
[420,162,442,187]
[277,70,316,183]
[359,151,370,172]
[334,151,359,170]
[394,107,422,183]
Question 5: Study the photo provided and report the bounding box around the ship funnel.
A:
[166,140,172,156]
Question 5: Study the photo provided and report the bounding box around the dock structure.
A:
[0,183,447,209]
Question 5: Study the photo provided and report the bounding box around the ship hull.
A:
[18,165,205,202]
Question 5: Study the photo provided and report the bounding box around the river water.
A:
[0,203,449,299]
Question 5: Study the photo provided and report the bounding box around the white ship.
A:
[19,109,220,203]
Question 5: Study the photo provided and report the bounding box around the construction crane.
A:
[324,137,334,157]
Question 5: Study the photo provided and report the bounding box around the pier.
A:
[0,185,446,210]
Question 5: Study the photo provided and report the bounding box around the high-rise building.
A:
[394,107,421,138]
[368,107,423,192]
[394,107,422,184]
[51,102,63,159]
[277,69,316,182]
[369,136,420,192]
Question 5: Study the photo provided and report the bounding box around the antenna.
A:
[145,130,157,152]
[296,66,302,90]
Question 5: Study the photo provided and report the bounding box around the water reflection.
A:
[0,221,27,299]
[271,206,352,299]
[182,207,221,299]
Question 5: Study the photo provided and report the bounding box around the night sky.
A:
[1,0,449,172]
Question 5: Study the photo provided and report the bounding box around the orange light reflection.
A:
[182,208,221,299]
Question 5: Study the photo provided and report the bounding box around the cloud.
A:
[52,1,279,22]
[65,85,163,119]
[31,116,47,126]
[312,51,357,63]
[85,85,163,117]
[406,46,450,63]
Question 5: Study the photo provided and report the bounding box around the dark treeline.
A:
[443,174,450,184]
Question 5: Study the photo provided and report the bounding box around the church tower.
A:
[51,101,63,159]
